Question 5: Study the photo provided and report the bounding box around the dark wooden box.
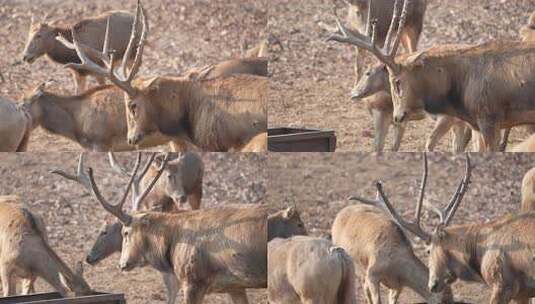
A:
[268,128,337,152]
[0,292,126,304]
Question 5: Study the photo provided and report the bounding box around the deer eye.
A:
[129,103,137,115]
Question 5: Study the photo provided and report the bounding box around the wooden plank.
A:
[268,127,336,152]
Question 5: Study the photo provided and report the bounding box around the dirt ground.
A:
[0,0,267,151]
[267,152,535,303]
[269,0,535,152]
[0,152,268,303]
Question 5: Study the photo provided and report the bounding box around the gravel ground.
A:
[0,152,268,303]
[267,152,535,303]
[269,0,535,151]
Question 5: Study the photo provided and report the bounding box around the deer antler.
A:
[52,153,138,225]
[325,0,410,74]
[62,0,148,96]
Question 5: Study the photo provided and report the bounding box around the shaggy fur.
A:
[128,74,267,152]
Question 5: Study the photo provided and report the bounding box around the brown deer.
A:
[0,196,93,297]
[65,1,267,152]
[328,0,535,151]
[521,167,535,212]
[21,83,173,151]
[54,153,269,304]
[343,0,427,81]
[520,12,535,42]
[22,10,142,94]
[376,153,535,303]
[185,57,268,81]
[354,62,471,152]
[0,97,32,151]
[108,152,204,211]
[268,207,307,240]
[268,236,357,304]
[334,193,455,303]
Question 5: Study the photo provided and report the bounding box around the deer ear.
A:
[406,51,425,66]
[283,207,298,219]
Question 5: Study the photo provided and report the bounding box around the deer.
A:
[520,12,535,42]
[242,35,284,58]
[353,61,471,152]
[108,152,204,211]
[333,191,455,303]
[185,57,268,81]
[63,1,267,152]
[268,236,357,304]
[21,82,174,151]
[512,134,535,152]
[54,152,270,304]
[0,97,32,152]
[22,10,141,94]
[0,196,93,297]
[268,207,307,240]
[343,0,427,82]
[521,167,535,212]
[328,0,535,151]
[374,153,535,303]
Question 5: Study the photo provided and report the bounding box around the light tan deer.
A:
[521,167,535,212]
[0,196,93,297]
[268,236,357,304]
[242,35,283,58]
[376,153,535,303]
[332,193,454,303]
[64,1,267,152]
[512,134,535,152]
[185,58,268,81]
[0,97,32,151]
[22,10,141,94]
[21,83,173,151]
[54,153,269,304]
[520,12,535,42]
[239,132,267,152]
[328,0,535,151]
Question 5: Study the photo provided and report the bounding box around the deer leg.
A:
[70,70,86,95]
[183,284,206,304]
[0,266,15,296]
[364,274,382,304]
[363,279,374,304]
[479,122,501,152]
[188,184,202,210]
[425,115,453,152]
[372,109,390,153]
[391,121,405,152]
[490,286,512,304]
[388,288,401,304]
[451,122,470,153]
[21,275,36,294]
[499,128,511,152]
[228,290,249,304]
[162,273,179,304]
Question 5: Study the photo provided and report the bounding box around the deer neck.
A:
[32,238,91,296]
[444,225,485,283]
[34,93,80,140]
[136,213,177,273]
[47,27,80,65]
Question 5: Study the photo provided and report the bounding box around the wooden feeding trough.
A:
[0,292,126,304]
[268,127,337,152]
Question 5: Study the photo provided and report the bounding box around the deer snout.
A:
[393,112,407,124]
[127,134,142,146]
[350,88,367,101]
[428,279,442,293]
[86,255,97,265]
[119,261,131,271]
[22,54,35,64]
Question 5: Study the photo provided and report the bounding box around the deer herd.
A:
[0,0,268,152]
[327,0,535,152]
